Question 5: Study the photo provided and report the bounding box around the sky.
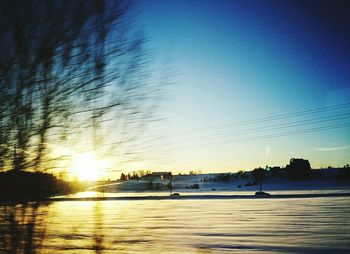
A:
[117,0,350,173]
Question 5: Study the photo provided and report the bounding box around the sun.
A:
[71,152,101,181]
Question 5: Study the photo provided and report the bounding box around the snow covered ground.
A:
[89,170,350,194]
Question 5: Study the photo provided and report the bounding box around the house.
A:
[151,172,172,179]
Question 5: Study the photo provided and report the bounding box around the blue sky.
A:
[125,0,350,172]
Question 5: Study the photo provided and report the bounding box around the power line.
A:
[173,102,350,134]
[74,104,350,152]
[172,111,350,143]
[169,122,350,149]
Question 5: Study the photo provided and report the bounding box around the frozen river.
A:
[1,195,350,253]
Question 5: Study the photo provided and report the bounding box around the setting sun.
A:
[71,152,101,181]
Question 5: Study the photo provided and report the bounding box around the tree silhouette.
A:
[120,173,127,181]
[0,0,159,174]
[286,158,312,180]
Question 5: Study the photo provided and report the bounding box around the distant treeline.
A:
[119,169,203,181]
[119,170,153,181]
[0,170,84,201]
[119,159,350,183]
[206,159,350,183]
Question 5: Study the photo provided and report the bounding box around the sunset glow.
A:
[71,153,102,181]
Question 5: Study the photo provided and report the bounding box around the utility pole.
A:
[169,172,173,195]
[259,171,262,193]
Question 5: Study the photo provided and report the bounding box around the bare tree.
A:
[0,0,159,174]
